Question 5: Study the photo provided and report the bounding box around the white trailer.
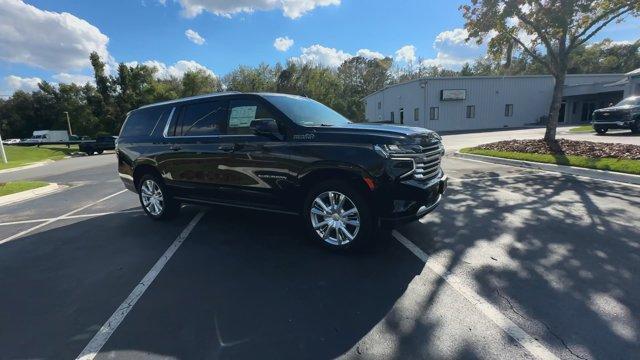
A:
[26,130,69,143]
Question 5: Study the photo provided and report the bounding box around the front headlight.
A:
[373,144,417,158]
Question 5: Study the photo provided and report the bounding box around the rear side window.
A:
[120,107,166,137]
[227,99,277,135]
[176,101,227,136]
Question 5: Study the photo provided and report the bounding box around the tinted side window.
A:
[120,107,165,137]
[228,99,277,135]
[177,101,227,136]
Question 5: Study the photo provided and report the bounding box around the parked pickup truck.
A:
[79,136,117,155]
[592,96,640,134]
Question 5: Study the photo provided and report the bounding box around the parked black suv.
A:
[592,96,640,134]
[117,92,447,249]
[79,136,117,155]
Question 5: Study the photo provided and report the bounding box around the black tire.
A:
[631,120,640,134]
[303,180,373,251]
[96,149,104,154]
[595,126,608,135]
[137,173,180,221]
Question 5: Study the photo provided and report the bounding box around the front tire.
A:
[595,126,608,135]
[303,180,373,250]
[138,174,179,221]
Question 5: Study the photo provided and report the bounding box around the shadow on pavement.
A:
[0,207,200,360]
[401,170,640,359]
[94,207,441,360]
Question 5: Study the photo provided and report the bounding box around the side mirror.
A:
[250,118,282,140]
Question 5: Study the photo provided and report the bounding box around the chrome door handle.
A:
[218,144,235,152]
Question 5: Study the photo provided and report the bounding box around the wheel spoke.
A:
[343,219,359,227]
[311,207,326,216]
[336,193,345,210]
[314,198,330,213]
[339,226,354,241]
[313,220,329,230]
[329,192,336,207]
[342,208,358,217]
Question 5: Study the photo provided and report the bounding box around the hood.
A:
[594,104,640,112]
[306,122,439,145]
[314,123,434,137]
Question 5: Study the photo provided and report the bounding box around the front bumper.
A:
[591,120,634,129]
[378,174,447,227]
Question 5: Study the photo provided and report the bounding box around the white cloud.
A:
[274,36,294,52]
[420,28,486,69]
[395,45,416,63]
[185,29,206,45]
[126,60,216,80]
[0,0,110,72]
[173,0,340,19]
[52,73,95,86]
[291,44,388,67]
[356,49,385,59]
[3,75,42,93]
[292,44,352,67]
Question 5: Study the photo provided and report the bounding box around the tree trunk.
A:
[544,71,566,143]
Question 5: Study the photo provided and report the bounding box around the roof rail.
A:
[137,91,243,109]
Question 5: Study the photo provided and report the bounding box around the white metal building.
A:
[363,69,640,132]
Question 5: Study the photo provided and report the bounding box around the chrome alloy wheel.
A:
[310,191,360,246]
[141,179,164,216]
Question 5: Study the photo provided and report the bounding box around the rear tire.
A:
[96,149,104,154]
[303,180,373,251]
[595,126,608,135]
[138,174,180,221]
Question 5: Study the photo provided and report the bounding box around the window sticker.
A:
[229,106,257,128]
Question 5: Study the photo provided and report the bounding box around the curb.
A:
[454,151,640,186]
[0,160,54,175]
[0,183,67,207]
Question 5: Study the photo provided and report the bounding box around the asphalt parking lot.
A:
[1,129,639,360]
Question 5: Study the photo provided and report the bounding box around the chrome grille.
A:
[412,142,443,181]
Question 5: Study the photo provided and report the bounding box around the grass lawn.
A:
[460,148,640,175]
[569,124,594,133]
[0,181,49,197]
[0,145,78,170]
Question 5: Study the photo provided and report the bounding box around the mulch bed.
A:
[473,139,640,160]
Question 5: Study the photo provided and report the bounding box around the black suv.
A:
[592,96,640,134]
[79,136,117,155]
[116,92,447,249]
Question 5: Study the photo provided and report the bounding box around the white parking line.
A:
[0,190,127,245]
[392,230,560,360]
[0,209,143,227]
[76,210,206,360]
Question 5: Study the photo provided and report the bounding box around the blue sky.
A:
[1,0,639,96]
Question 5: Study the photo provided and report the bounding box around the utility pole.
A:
[0,129,7,164]
[64,111,73,136]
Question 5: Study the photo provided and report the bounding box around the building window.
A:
[466,105,475,119]
[572,102,578,114]
[505,104,513,117]
[377,101,382,109]
[430,107,439,120]
[399,108,404,124]
[390,111,394,122]
[414,108,419,121]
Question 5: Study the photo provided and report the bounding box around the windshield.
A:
[263,94,351,127]
[616,97,640,106]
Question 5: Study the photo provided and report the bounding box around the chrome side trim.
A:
[173,196,298,215]
[118,173,134,181]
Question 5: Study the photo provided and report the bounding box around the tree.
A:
[181,69,223,97]
[461,0,640,142]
